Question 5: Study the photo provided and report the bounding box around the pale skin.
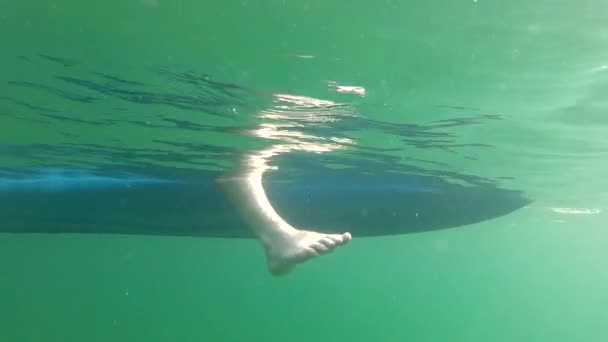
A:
[218,94,354,276]
[219,153,352,276]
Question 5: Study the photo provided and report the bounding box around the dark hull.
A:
[0,168,530,237]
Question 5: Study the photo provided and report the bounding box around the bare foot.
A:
[263,230,352,276]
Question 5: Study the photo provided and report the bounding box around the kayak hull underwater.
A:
[0,168,530,237]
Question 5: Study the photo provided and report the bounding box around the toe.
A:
[294,247,319,262]
[320,237,337,248]
[327,234,344,244]
[342,232,352,243]
[328,232,352,244]
[311,242,329,253]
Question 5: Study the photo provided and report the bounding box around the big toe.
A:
[327,232,351,245]
[342,232,352,242]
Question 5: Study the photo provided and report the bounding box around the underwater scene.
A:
[1,1,607,341]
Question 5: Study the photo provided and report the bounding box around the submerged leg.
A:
[219,155,351,276]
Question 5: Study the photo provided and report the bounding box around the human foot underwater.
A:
[219,169,352,276]
[219,93,356,275]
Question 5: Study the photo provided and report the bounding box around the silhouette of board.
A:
[0,168,530,237]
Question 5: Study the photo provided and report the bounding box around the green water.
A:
[2,1,608,341]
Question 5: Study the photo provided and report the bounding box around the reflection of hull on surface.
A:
[0,168,530,237]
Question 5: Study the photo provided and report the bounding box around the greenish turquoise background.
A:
[1,1,607,341]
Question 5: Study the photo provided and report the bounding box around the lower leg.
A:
[218,161,351,275]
